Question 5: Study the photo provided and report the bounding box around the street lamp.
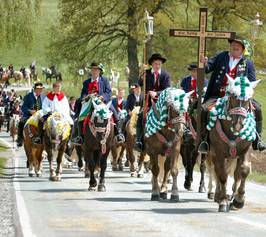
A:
[144,9,154,40]
[250,12,263,58]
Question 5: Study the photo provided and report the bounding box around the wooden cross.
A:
[169,7,236,145]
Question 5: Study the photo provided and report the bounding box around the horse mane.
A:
[128,106,140,135]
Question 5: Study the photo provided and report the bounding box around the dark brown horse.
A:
[207,75,259,212]
[83,100,114,191]
[145,88,192,201]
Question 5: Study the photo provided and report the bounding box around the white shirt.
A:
[42,95,73,125]
[229,53,242,70]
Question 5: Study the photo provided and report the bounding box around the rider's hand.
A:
[200,56,208,66]
[99,96,104,101]
[29,110,36,115]
[149,91,157,99]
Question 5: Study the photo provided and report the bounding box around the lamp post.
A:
[250,12,263,59]
[143,10,154,113]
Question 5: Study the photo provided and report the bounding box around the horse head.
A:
[91,99,112,142]
[165,88,192,133]
[45,112,71,149]
[225,74,259,134]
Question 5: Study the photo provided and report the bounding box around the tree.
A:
[0,0,42,48]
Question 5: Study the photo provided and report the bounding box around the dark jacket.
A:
[126,93,144,112]
[112,98,127,113]
[21,92,43,119]
[138,69,171,95]
[204,51,256,102]
[181,75,208,93]
[80,76,112,103]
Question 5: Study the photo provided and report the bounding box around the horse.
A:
[44,112,71,181]
[0,106,5,132]
[10,114,20,146]
[125,106,147,178]
[111,109,127,171]
[23,111,44,177]
[180,99,207,193]
[206,74,260,212]
[30,67,38,82]
[12,71,23,85]
[145,88,192,201]
[83,99,114,191]
[24,68,32,86]
[42,67,62,84]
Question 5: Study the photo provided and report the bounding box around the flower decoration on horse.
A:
[207,74,260,142]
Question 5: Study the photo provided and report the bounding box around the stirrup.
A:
[257,141,266,152]
[32,137,42,145]
[198,141,209,154]
[71,136,83,146]
[116,134,125,144]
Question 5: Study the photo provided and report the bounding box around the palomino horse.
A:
[206,74,260,212]
[24,111,44,177]
[145,88,192,201]
[83,99,114,191]
[125,106,147,178]
[10,114,21,145]
[44,112,71,181]
[111,109,127,171]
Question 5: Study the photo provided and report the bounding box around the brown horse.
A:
[10,114,20,146]
[145,88,192,201]
[83,99,114,191]
[43,112,71,181]
[206,75,259,212]
[125,106,147,177]
[23,114,44,177]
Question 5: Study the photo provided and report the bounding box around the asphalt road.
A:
[1,132,266,237]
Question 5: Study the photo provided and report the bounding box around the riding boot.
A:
[135,112,144,152]
[198,107,209,154]
[33,119,44,144]
[71,121,83,145]
[16,120,25,147]
[253,121,266,151]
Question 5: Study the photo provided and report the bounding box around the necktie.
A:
[36,96,41,110]
[154,72,159,91]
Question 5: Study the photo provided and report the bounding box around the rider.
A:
[0,64,3,79]
[17,82,44,147]
[20,66,26,78]
[198,36,266,153]
[34,82,73,144]
[126,84,143,116]
[135,53,171,151]
[112,88,127,113]
[8,64,14,77]
[50,65,56,75]
[73,62,125,145]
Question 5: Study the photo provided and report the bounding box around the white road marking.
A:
[0,138,36,237]
[228,216,266,230]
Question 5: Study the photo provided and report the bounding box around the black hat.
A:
[187,62,198,71]
[148,53,167,65]
[34,82,44,89]
[89,62,104,72]
[228,36,246,49]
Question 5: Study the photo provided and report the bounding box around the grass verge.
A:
[248,171,266,185]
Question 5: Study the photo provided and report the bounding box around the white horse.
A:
[24,68,32,87]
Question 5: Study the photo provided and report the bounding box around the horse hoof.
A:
[151,194,160,201]
[112,166,118,171]
[160,192,167,200]
[130,172,136,177]
[218,204,229,212]
[98,184,106,192]
[230,198,245,210]
[119,166,123,171]
[184,181,192,191]
[199,186,206,193]
[28,173,34,177]
[170,194,179,202]
[137,173,144,178]
[88,186,97,191]
[49,176,57,181]
[36,173,42,177]
[208,192,215,200]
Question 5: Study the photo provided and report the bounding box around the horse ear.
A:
[185,91,194,98]
[226,73,235,86]
[106,101,112,110]
[250,80,260,89]
[92,100,98,109]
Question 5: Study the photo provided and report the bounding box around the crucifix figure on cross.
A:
[169,7,236,144]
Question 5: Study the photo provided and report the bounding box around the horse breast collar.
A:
[215,119,242,158]
[156,131,180,157]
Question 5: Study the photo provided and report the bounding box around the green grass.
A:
[0,145,8,175]
[248,171,266,185]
